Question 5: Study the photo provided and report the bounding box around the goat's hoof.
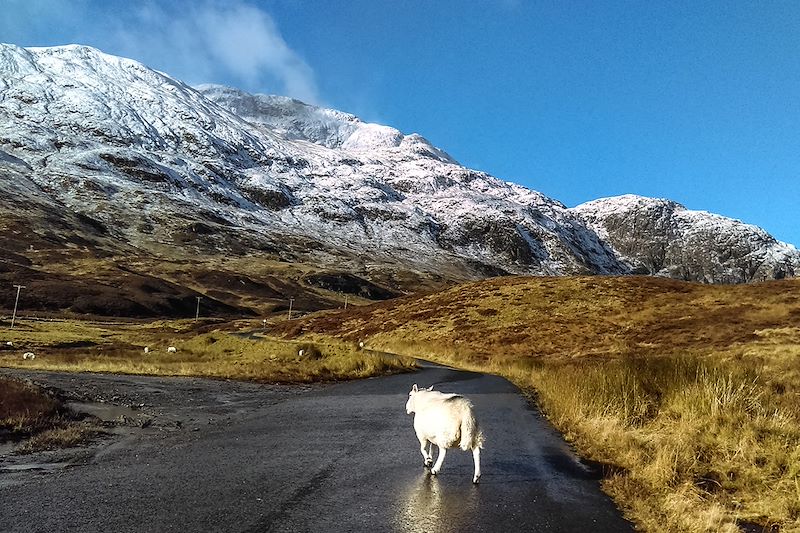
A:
[472,477,480,484]
[424,460,433,468]
[431,469,439,476]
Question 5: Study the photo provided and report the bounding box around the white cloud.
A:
[114,1,320,103]
[1,0,320,103]
[196,4,318,103]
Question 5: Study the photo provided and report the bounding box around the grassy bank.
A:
[486,355,799,532]
[276,276,800,531]
[0,376,102,453]
[0,318,416,382]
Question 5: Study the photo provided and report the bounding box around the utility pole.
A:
[11,285,25,329]
[288,297,295,320]
[195,296,201,322]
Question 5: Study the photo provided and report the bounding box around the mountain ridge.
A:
[0,43,797,316]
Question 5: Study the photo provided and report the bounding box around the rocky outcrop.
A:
[573,195,798,283]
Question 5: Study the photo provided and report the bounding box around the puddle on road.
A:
[1,462,72,473]
[66,401,141,422]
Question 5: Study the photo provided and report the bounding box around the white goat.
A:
[167,346,177,353]
[405,383,484,483]
[22,352,35,360]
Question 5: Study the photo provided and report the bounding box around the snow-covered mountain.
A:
[573,195,799,283]
[0,43,796,294]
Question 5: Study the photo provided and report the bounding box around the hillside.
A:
[1,44,799,319]
[274,275,800,362]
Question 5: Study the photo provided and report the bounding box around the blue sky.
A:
[3,0,798,245]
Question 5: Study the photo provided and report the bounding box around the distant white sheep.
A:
[358,341,365,349]
[143,346,150,354]
[298,349,305,356]
[22,352,35,360]
[5,341,12,347]
[167,346,177,353]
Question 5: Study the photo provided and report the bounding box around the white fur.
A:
[23,352,35,360]
[167,346,177,353]
[406,383,484,483]
[143,346,150,354]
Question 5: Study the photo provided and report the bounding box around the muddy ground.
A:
[0,369,317,472]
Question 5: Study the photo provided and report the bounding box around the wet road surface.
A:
[0,365,633,532]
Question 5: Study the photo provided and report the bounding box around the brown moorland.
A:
[272,275,800,532]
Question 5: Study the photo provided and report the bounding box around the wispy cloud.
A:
[1,0,320,104]
[115,1,320,103]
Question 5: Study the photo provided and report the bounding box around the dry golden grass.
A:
[276,275,800,532]
[17,422,105,454]
[0,317,416,383]
[0,376,61,436]
[0,376,102,453]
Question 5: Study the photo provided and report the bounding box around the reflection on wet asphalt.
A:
[395,473,481,533]
[0,364,633,532]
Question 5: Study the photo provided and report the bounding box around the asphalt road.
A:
[0,365,633,532]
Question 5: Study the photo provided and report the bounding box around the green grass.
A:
[0,318,416,382]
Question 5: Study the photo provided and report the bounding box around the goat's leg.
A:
[419,437,432,467]
[472,447,481,484]
[431,446,446,475]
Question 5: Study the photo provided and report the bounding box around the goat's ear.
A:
[427,385,434,391]
[412,384,418,392]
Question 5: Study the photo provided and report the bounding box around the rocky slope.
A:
[0,44,797,316]
[574,195,798,283]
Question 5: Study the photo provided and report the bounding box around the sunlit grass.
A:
[0,318,416,382]
[278,275,800,531]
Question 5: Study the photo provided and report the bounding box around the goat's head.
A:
[405,384,434,414]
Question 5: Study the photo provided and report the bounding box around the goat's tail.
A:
[459,408,484,451]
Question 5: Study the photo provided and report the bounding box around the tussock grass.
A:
[0,318,415,382]
[0,377,61,437]
[0,376,101,453]
[18,422,104,454]
[512,357,800,532]
[279,275,800,531]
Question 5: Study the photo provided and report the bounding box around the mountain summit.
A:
[0,43,796,315]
